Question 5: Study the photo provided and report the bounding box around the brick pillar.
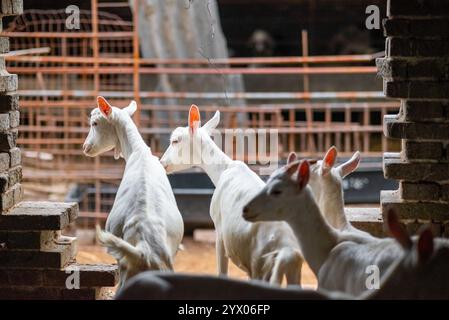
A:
[0,0,118,299]
[377,0,449,236]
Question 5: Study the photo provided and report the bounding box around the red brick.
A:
[0,182,21,211]
[0,287,100,300]
[384,115,449,140]
[400,181,441,201]
[0,230,59,250]
[387,37,449,58]
[384,18,449,38]
[381,190,449,220]
[0,74,17,92]
[0,0,23,16]
[0,263,118,287]
[401,100,449,122]
[387,0,449,17]
[0,240,76,269]
[384,80,449,99]
[402,140,444,161]
[0,94,18,112]
[0,129,17,151]
[383,152,449,182]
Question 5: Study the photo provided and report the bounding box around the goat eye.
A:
[271,189,282,196]
[172,140,178,145]
[92,122,98,126]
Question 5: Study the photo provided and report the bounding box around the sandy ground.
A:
[77,234,318,294]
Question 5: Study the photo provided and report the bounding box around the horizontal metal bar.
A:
[17,90,385,100]
[8,66,377,75]
[97,2,129,8]
[18,100,399,110]
[5,54,375,65]
[1,31,134,38]
[0,47,51,57]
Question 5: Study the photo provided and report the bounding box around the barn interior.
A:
[0,0,447,300]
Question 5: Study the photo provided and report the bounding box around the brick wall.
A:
[0,0,118,299]
[377,0,449,236]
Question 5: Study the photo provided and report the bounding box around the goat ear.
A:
[417,227,434,264]
[339,151,361,178]
[286,161,300,177]
[297,160,310,190]
[387,209,412,249]
[125,100,137,117]
[202,110,220,135]
[322,146,337,176]
[287,152,297,164]
[188,104,201,134]
[97,96,112,118]
[114,146,122,160]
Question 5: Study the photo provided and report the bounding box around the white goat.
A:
[242,160,438,296]
[115,215,449,300]
[288,147,373,237]
[83,96,184,288]
[160,105,303,286]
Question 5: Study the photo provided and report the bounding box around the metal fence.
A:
[1,1,400,222]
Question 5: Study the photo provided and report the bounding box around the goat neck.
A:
[197,133,233,186]
[113,113,147,161]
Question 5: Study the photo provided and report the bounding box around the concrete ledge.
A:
[0,201,79,230]
[345,207,385,237]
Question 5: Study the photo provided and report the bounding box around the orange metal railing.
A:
[1,1,399,222]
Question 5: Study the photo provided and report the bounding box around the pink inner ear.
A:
[297,160,310,189]
[287,152,297,164]
[324,146,337,168]
[387,209,412,249]
[97,96,112,116]
[286,161,300,177]
[189,104,201,133]
[340,152,361,177]
[418,228,434,263]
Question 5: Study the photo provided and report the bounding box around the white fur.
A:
[160,109,303,286]
[116,205,449,299]
[116,233,449,299]
[306,148,374,237]
[243,162,412,296]
[83,98,184,289]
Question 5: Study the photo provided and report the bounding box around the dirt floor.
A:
[77,233,318,295]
